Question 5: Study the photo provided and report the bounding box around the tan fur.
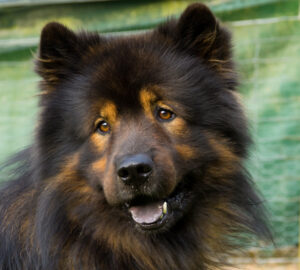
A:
[175,144,196,160]
[207,134,240,177]
[139,88,157,118]
[166,118,189,137]
[90,133,107,152]
[100,101,118,124]
[91,158,107,174]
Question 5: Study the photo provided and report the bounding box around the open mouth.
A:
[124,178,193,231]
[128,200,169,230]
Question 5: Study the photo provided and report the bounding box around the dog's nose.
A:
[117,154,153,185]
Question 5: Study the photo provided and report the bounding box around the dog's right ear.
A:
[35,22,79,84]
[35,22,100,86]
[39,22,78,61]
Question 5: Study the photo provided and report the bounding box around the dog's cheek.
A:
[163,118,199,164]
[75,133,110,190]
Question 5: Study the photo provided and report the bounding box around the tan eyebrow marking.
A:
[100,101,117,124]
[139,88,157,116]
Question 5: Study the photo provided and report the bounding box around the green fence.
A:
[0,0,299,261]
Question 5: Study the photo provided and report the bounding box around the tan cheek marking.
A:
[43,153,80,192]
[166,118,189,137]
[74,184,94,195]
[139,88,156,117]
[45,154,97,202]
[208,136,238,162]
[90,133,108,152]
[101,101,117,124]
[206,134,240,177]
[91,157,107,174]
[175,144,196,160]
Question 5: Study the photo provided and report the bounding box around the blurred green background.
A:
[0,0,299,263]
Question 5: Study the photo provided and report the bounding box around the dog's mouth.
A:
[124,179,194,232]
[128,200,168,230]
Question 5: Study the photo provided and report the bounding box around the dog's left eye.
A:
[157,108,176,121]
[96,120,111,134]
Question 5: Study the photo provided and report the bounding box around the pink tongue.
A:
[129,201,163,224]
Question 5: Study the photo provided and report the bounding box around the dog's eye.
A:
[96,120,111,134]
[157,108,175,122]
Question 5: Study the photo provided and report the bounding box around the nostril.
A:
[137,164,152,175]
[116,153,154,185]
[118,168,130,179]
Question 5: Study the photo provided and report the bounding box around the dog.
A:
[0,3,270,269]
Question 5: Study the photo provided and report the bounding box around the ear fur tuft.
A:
[35,22,80,85]
[39,22,78,60]
[35,22,101,87]
[157,3,233,78]
[176,3,218,56]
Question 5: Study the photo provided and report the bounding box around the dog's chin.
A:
[123,178,195,233]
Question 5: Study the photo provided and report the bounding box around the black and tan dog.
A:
[0,3,270,270]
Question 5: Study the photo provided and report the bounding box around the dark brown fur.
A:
[0,4,270,270]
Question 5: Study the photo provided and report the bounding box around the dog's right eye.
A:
[96,120,111,134]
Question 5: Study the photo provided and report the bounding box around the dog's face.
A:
[35,4,252,234]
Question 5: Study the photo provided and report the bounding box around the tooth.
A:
[163,201,168,215]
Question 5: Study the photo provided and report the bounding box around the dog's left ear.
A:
[157,3,232,69]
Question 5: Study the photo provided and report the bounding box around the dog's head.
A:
[35,4,268,246]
